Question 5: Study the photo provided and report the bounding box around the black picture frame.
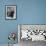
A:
[5,5,17,20]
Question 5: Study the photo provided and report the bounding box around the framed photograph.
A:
[5,5,16,20]
[18,24,46,42]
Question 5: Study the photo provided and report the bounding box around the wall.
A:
[0,0,46,44]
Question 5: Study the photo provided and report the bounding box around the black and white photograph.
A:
[5,5,16,20]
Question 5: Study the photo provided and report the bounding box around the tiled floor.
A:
[0,44,18,46]
[0,41,46,46]
[19,40,46,46]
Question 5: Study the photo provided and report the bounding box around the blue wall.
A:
[0,0,46,44]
